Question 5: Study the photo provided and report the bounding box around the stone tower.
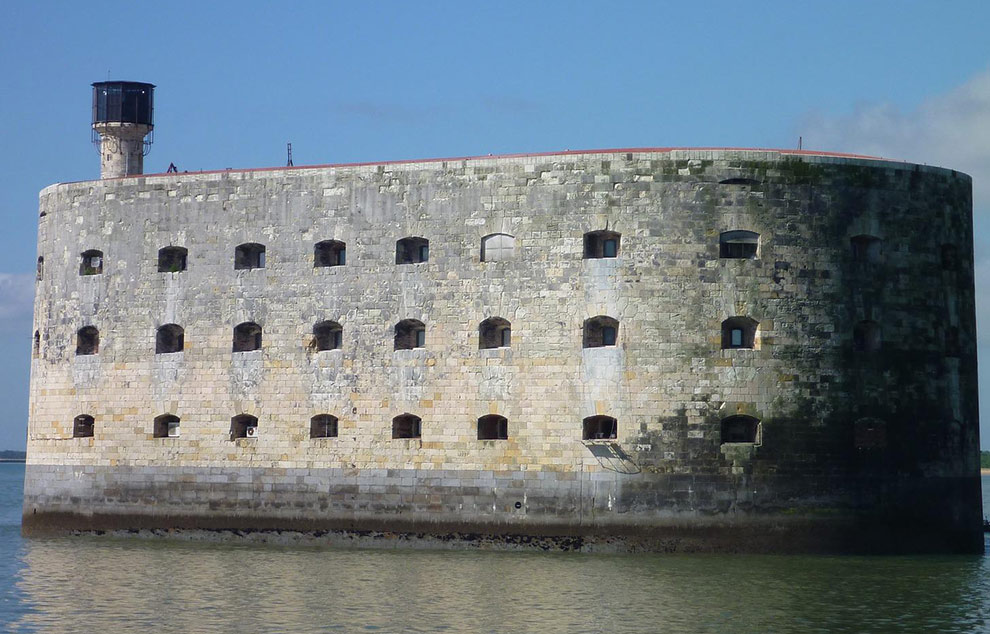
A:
[91,81,155,178]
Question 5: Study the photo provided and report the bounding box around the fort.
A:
[21,82,983,552]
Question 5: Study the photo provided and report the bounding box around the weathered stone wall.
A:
[23,149,982,552]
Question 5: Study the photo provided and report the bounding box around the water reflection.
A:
[11,536,990,633]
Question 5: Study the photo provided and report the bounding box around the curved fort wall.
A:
[23,148,981,552]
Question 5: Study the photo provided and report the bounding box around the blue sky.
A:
[2,0,990,450]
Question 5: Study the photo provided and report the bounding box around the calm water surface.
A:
[1,463,988,633]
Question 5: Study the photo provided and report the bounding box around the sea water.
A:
[1,463,988,633]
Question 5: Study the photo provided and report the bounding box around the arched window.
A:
[310,414,338,438]
[233,322,262,352]
[313,321,342,351]
[392,413,422,439]
[853,320,881,352]
[154,414,180,439]
[721,415,760,444]
[73,414,95,438]
[479,317,511,349]
[158,246,188,273]
[156,324,184,354]
[850,235,882,263]
[76,326,99,355]
[32,330,40,358]
[80,250,104,275]
[36,257,43,281]
[583,415,617,440]
[234,243,266,270]
[394,319,425,350]
[941,244,958,271]
[583,316,618,348]
[396,237,429,264]
[584,230,620,259]
[721,317,757,349]
[315,240,346,267]
[230,414,258,439]
[481,233,515,262]
[719,230,759,259]
[854,417,886,449]
[478,414,508,440]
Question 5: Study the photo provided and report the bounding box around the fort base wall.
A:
[22,463,981,553]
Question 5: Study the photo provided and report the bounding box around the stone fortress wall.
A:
[22,148,983,552]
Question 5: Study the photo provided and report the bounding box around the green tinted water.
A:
[3,464,989,633]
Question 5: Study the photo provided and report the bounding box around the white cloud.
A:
[0,273,35,332]
[801,69,990,206]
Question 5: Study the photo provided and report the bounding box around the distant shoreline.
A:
[0,459,25,463]
[982,468,990,476]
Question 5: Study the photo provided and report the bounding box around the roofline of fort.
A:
[41,146,971,194]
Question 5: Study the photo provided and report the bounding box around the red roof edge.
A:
[123,146,900,180]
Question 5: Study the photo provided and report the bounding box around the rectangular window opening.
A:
[602,326,617,346]
[731,329,743,347]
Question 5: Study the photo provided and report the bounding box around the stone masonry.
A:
[22,148,983,553]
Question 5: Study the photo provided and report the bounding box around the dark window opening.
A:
[583,316,619,348]
[158,246,188,273]
[392,413,422,439]
[478,414,508,440]
[721,317,757,349]
[851,235,882,263]
[479,317,511,349]
[394,319,425,350]
[481,233,515,262]
[719,230,759,259]
[233,322,262,352]
[584,231,620,259]
[315,240,346,267]
[36,257,43,281]
[719,177,760,186]
[32,330,39,358]
[941,244,958,271]
[230,414,258,439]
[313,321,343,351]
[396,237,429,264]
[310,414,338,439]
[721,415,760,444]
[583,415,617,440]
[854,417,886,449]
[80,250,104,275]
[73,414,95,438]
[234,243,266,270]
[154,414,180,439]
[853,320,881,353]
[156,324,184,354]
[76,326,99,355]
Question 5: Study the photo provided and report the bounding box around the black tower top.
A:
[92,81,155,127]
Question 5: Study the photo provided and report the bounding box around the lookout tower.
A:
[91,81,155,179]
